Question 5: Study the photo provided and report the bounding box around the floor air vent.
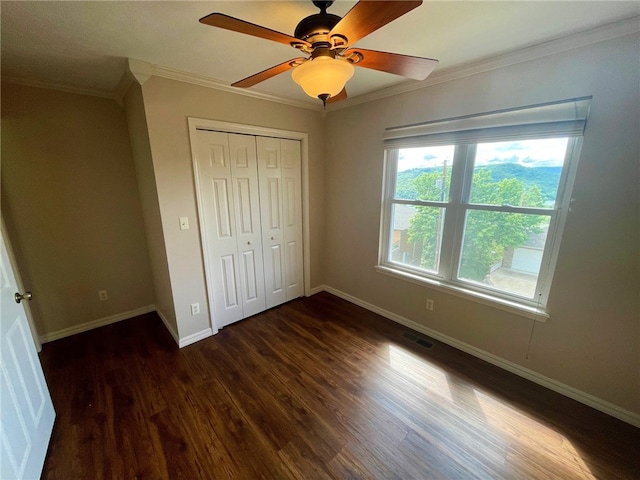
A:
[401,332,434,350]
[401,332,418,342]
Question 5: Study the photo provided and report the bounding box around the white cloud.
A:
[398,139,568,172]
[475,138,568,167]
[398,146,455,172]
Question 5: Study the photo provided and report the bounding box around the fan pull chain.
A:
[525,292,543,360]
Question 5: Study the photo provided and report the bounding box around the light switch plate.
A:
[179,217,189,230]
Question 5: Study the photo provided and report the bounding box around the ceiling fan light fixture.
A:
[201,1,436,105]
[291,56,354,101]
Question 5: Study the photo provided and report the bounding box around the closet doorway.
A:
[188,118,309,332]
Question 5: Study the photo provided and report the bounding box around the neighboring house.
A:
[391,204,423,266]
[487,227,550,298]
[502,227,548,275]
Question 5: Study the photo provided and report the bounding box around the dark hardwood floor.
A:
[39,292,639,479]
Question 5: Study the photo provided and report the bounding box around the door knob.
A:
[15,291,33,304]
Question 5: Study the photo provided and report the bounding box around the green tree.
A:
[406,168,451,270]
[407,169,545,281]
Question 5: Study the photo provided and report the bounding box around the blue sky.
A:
[398,138,568,172]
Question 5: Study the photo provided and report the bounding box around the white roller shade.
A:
[383,97,591,148]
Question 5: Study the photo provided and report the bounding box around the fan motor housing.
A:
[294,12,341,43]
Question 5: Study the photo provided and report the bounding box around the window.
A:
[378,98,590,317]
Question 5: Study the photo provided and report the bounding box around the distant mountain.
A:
[481,164,562,200]
[396,164,562,201]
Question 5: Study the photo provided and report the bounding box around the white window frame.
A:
[376,98,590,321]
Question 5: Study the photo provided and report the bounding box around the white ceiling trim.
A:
[1,74,116,100]
[3,15,637,111]
[114,73,135,107]
[150,64,322,111]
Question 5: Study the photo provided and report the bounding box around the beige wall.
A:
[325,34,640,415]
[123,83,177,337]
[139,77,326,339]
[1,83,155,337]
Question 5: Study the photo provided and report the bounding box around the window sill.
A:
[374,265,549,322]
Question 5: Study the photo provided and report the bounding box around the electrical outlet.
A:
[426,299,434,311]
[190,302,200,316]
[98,290,108,301]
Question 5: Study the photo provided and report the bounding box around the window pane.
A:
[395,146,455,201]
[470,138,568,207]
[390,204,445,273]
[458,210,551,298]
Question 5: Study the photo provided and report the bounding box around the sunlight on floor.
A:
[387,344,596,479]
[474,390,596,479]
[388,345,453,402]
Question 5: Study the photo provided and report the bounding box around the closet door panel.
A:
[281,139,304,300]
[265,178,281,230]
[194,130,242,328]
[241,250,260,300]
[229,134,266,317]
[257,136,286,308]
[266,243,284,292]
[235,178,253,234]
[219,254,240,309]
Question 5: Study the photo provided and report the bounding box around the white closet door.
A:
[228,134,266,318]
[257,137,287,309]
[281,139,304,301]
[194,130,243,328]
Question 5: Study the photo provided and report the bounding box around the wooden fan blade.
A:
[200,13,310,48]
[327,88,348,104]
[347,48,438,81]
[329,1,422,46]
[232,58,305,88]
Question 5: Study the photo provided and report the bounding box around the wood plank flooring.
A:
[39,292,640,479]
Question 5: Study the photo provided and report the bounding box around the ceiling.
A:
[2,1,639,107]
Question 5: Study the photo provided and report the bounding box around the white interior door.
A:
[1,225,55,480]
[229,133,266,318]
[257,137,287,309]
[194,130,243,328]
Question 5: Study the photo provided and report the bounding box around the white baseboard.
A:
[178,328,213,348]
[39,303,211,350]
[321,285,640,428]
[155,308,180,346]
[39,305,156,343]
[307,285,325,296]
[155,309,213,348]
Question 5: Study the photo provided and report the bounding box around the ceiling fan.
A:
[199,0,438,106]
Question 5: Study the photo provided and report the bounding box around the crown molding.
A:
[113,71,135,106]
[128,58,153,85]
[327,15,640,111]
[1,74,115,100]
[150,64,322,112]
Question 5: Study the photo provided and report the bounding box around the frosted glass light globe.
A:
[292,57,354,99]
